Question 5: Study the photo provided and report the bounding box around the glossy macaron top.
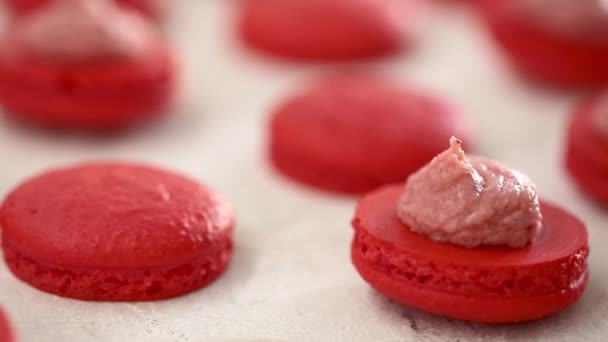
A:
[271,75,470,171]
[355,185,588,268]
[0,163,234,269]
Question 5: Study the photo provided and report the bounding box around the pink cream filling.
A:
[397,137,542,248]
[14,0,159,60]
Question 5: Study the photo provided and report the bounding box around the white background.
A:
[0,1,607,341]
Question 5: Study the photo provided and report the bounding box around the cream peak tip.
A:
[448,136,465,161]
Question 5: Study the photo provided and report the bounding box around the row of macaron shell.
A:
[0,135,591,326]
[0,0,606,132]
[0,0,605,339]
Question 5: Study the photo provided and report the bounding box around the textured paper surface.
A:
[0,1,607,341]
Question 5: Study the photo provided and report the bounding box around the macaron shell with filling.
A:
[5,0,165,18]
[351,185,589,323]
[479,0,608,87]
[0,33,176,129]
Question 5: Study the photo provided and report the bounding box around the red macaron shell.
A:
[351,185,589,323]
[566,147,608,203]
[0,40,176,129]
[480,0,608,88]
[565,95,608,202]
[239,0,421,61]
[270,76,471,194]
[0,308,14,342]
[566,96,608,170]
[0,163,234,301]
